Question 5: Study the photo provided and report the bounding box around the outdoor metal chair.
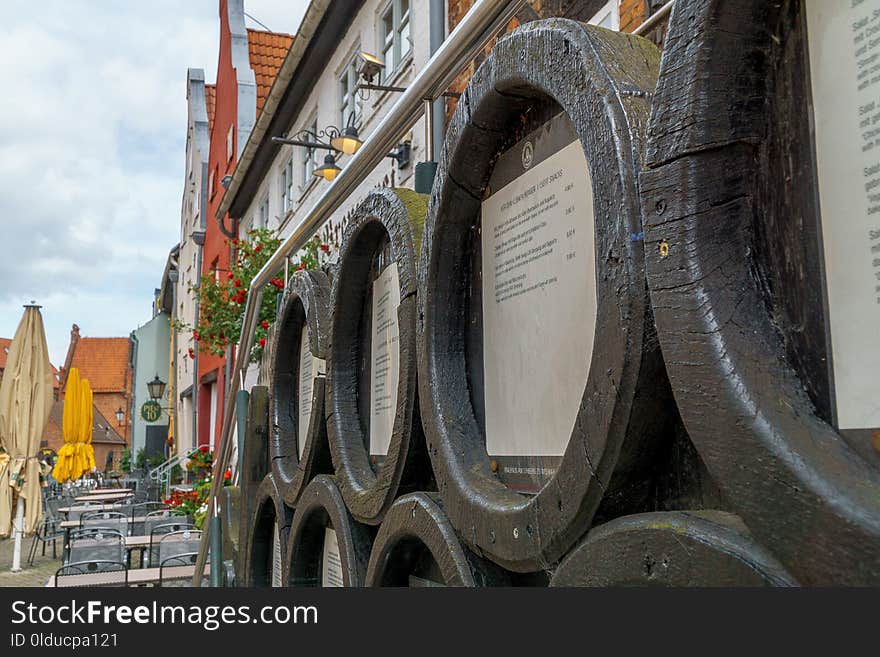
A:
[158,551,207,587]
[66,502,105,522]
[80,511,129,535]
[141,509,177,537]
[27,514,64,565]
[54,560,128,587]
[129,503,169,534]
[148,522,196,567]
[65,528,125,566]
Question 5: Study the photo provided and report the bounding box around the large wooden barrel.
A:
[326,187,434,525]
[550,511,797,587]
[284,475,374,587]
[417,19,666,572]
[237,386,269,580]
[267,270,333,507]
[639,0,880,584]
[365,493,509,587]
[242,473,293,587]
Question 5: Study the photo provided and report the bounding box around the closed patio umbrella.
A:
[0,304,55,570]
[53,368,95,483]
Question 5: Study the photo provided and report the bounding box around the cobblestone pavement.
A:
[0,534,61,587]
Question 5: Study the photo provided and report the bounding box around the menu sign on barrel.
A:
[480,113,597,492]
[806,0,880,436]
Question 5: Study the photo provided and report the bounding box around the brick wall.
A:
[445,0,653,119]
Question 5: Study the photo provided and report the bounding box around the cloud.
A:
[0,1,308,366]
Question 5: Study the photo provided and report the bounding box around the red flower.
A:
[192,331,200,341]
[273,279,285,289]
[254,244,262,252]
[261,320,269,329]
[233,279,242,288]
[259,337,267,348]
[199,445,209,454]
[296,263,306,271]
[224,469,231,481]
[226,271,234,280]
[188,348,195,359]
[319,244,330,252]
[232,238,239,246]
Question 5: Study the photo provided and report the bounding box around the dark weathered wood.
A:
[550,511,797,587]
[326,187,434,525]
[266,270,334,507]
[237,386,269,581]
[241,473,293,588]
[220,485,240,586]
[365,492,509,587]
[640,0,880,584]
[417,18,666,572]
[284,475,374,587]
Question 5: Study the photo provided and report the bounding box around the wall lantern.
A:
[313,153,342,182]
[147,374,166,401]
[115,408,125,425]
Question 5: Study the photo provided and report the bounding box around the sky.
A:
[0,0,309,368]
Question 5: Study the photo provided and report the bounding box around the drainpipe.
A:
[129,331,139,458]
[430,0,446,155]
[191,230,206,459]
[416,0,448,194]
[169,265,179,462]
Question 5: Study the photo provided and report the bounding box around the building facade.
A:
[60,324,133,447]
[129,300,171,463]
[174,69,214,457]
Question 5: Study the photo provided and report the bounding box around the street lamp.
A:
[115,408,124,425]
[147,375,166,401]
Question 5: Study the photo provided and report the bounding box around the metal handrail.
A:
[191,0,528,585]
[632,0,674,37]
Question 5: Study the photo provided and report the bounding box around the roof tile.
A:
[247,29,294,117]
[68,337,131,393]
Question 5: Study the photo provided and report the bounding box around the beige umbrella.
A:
[0,304,54,570]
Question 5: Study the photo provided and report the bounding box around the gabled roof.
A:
[1,335,61,389]
[0,337,10,372]
[247,29,294,117]
[205,83,217,134]
[46,400,126,445]
[68,337,131,393]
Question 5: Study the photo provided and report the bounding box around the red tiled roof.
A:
[46,400,125,445]
[247,29,294,117]
[205,83,217,134]
[68,337,131,393]
[1,336,60,388]
[0,337,10,372]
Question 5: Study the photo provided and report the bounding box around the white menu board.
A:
[481,121,596,457]
[369,262,401,456]
[321,527,344,587]
[297,325,325,459]
[806,0,880,430]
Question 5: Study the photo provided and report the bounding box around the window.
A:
[208,169,216,199]
[340,54,362,128]
[256,195,269,229]
[589,0,620,30]
[380,0,412,80]
[301,117,319,189]
[280,157,294,214]
[226,125,235,161]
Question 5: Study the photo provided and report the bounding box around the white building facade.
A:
[174,68,212,455]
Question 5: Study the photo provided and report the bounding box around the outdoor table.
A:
[61,517,148,531]
[74,492,133,503]
[46,564,209,588]
[90,488,132,494]
[124,535,152,569]
[57,503,127,516]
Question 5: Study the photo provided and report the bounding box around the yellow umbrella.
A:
[0,305,54,544]
[53,369,80,483]
[78,378,95,475]
[53,368,95,483]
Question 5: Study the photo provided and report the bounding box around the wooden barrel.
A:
[267,270,333,507]
[550,511,797,587]
[639,0,880,584]
[237,386,269,580]
[284,475,374,587]
[326,187,434,525]
[365,493,509,587]
[242,473,293,587]
[417,19,665,572]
